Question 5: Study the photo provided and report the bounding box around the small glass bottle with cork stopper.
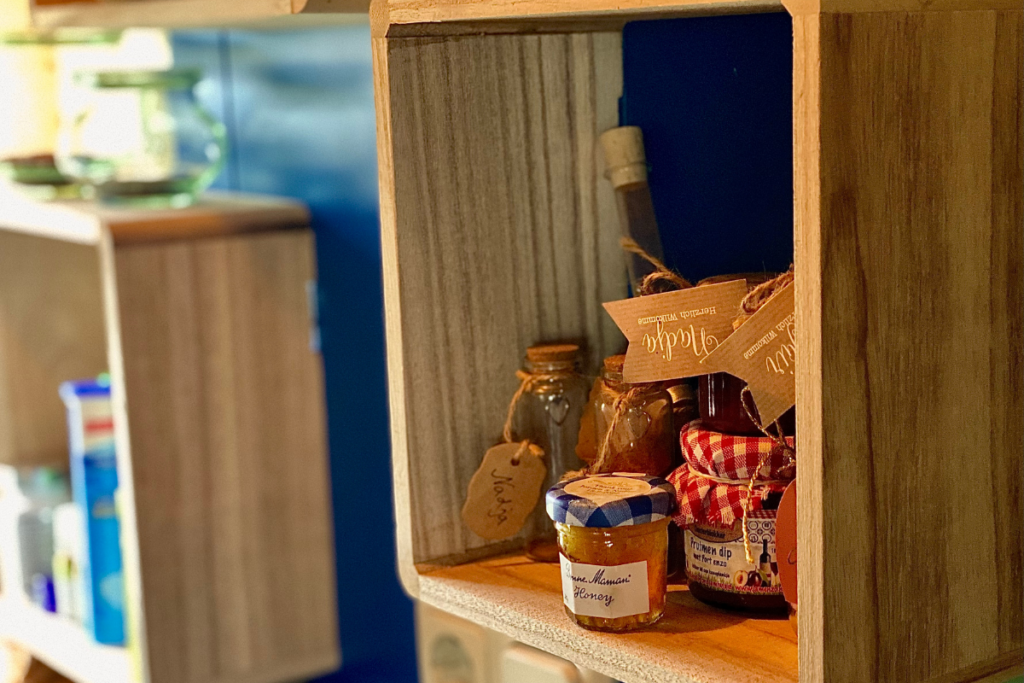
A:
[514,344,590,562]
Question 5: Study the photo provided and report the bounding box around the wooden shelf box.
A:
[372,1,1023,682]
[0,191,339,683]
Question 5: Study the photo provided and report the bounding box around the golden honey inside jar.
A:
[546,473,676,632]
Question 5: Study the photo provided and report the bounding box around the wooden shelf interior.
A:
[379,15,797,683]
[0,230,107,469]
[0,597,134,683]
[377,5,1023,683]
[380,13,793,576]
[417,553,797,683]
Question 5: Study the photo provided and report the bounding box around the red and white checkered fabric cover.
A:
[668,420,794,527]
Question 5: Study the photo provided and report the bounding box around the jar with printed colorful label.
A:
[667,421,794,613]
[685,506,785,611]
[546,473,676,632]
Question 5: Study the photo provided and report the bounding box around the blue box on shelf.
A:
[59,376,125,646]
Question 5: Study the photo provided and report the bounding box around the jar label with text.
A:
[559,555,649,619]
[685,511,781,595]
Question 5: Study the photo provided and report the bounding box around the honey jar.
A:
[546,473,675,632]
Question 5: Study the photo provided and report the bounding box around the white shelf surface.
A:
[0,596,134,683]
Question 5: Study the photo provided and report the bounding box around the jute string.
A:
[619,237,692,295]
[686,464,790,487]
[590,386,644,474]
[735,386,796,563]
[501,369,566,464]
[726,265,797,561]
[733,264,794,328]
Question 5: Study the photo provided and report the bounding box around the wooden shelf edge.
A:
[0,190,309,246]
[0,187,102,245]
[415,553,798,683]
[100,191,310,245]
[374,0,782,37]
[0,596,135,683]
[30,0,367,30]
[373,0,1022,36]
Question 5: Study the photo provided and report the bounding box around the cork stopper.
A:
[526,343,580,364]
[603,354,626,373]
[599,127,648,189]
[666,382,696,404]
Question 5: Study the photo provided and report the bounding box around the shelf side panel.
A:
[0,233,107,467]
[384,32,627,566]
[807,8,1024,682]
[114,230,339,683]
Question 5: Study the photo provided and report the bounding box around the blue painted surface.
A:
[621,14,794,282]
[172,25,417,683]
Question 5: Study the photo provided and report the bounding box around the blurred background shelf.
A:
[0,191,339,683]
[0,597,133,683]
[0,188,309,245]
[3,0,368,32]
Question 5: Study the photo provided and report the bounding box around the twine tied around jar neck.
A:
[736,385,797,563]
[619,237,692,296]
[589,385,645,475]
[734,265,794,329]
[500,368,570,463]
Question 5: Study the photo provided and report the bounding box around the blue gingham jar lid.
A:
[546,473,676,528]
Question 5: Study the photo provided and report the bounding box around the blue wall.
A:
[171,25,417,683]
[621,14,794,282]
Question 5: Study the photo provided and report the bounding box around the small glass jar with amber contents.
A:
[546,473,676,632]
[577,355,676,476]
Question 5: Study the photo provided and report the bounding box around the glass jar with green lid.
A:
[56,68,226,207]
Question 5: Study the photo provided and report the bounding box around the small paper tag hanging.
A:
[602,279,749,383]
[461,442,547,540]
[700,282,795,426]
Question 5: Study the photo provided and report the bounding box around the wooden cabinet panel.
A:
[115,230,338,683]
[381,32,627,568]
[795,7,1023,683]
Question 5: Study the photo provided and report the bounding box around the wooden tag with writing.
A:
[700,282,795,426]
[603,280,748,383]
[461,442,547,540]
[776,480,797,605]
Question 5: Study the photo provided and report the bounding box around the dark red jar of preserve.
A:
[699,373,796,437]
[667,422,794,614]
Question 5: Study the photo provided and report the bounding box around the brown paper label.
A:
[603,280,749,383]
[461,441,547,540]
[700,282,795,426]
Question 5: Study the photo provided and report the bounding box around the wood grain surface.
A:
[0,233,107,467]
[417,552,798,683]
[371,0,1019,37]
[113,230,338,683]
[795,8,1024,683]
[379,32,627,573]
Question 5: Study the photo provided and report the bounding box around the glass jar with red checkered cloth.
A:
[667,420,794,613]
